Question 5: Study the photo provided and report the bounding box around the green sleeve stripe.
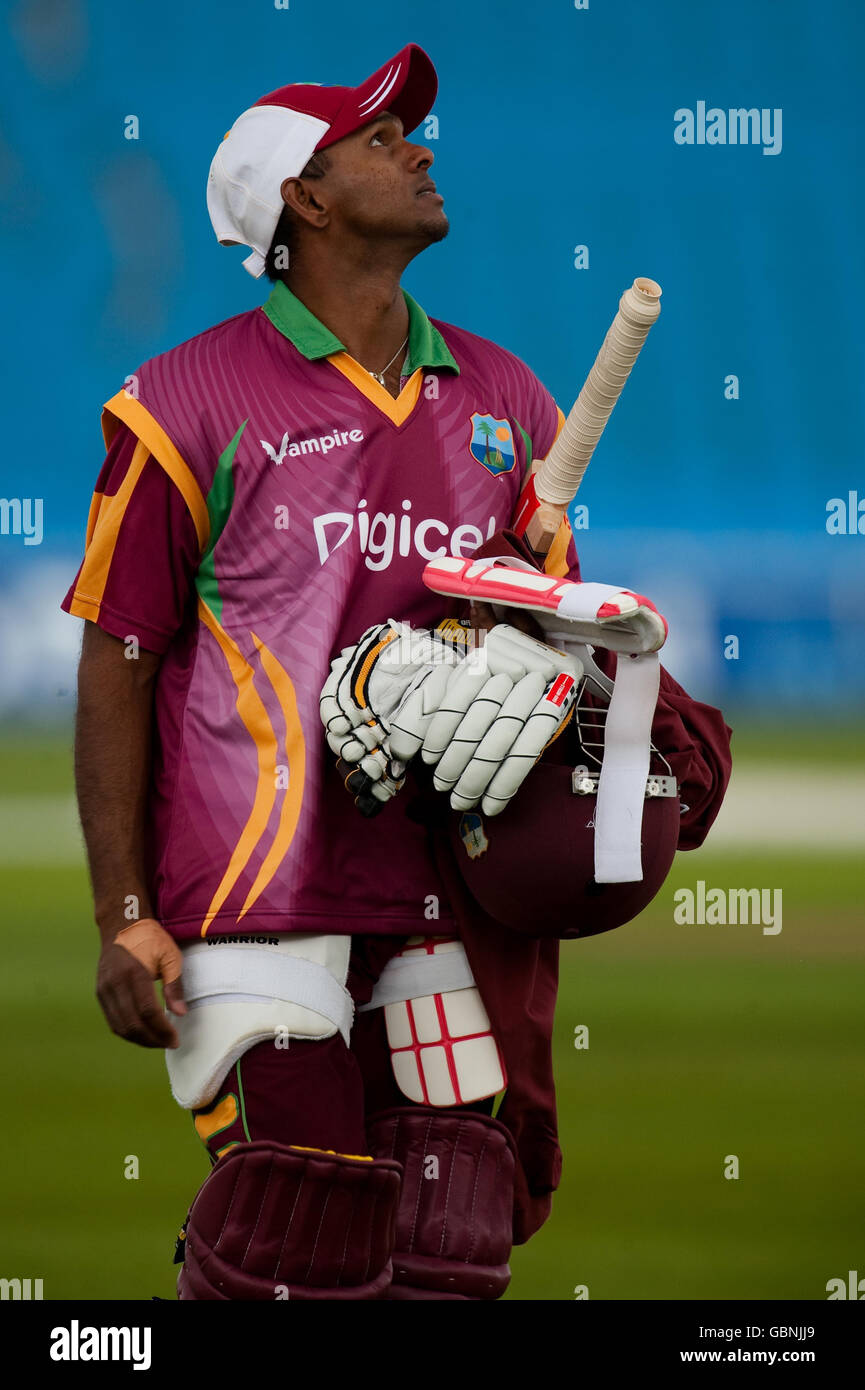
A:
[195,420,247,623]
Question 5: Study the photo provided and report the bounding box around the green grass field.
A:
[1,727,862,1301]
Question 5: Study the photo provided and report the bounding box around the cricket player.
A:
[63,43,732,1300]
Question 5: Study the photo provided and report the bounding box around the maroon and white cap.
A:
[207,43,437,278]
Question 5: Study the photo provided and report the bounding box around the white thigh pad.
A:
[360,937,507,1107]
[165,934,352,1111]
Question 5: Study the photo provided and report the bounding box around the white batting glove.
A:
[334,745,409,815]
[320,620,464,815]
[319,620,461,765]
[389,624,583,814]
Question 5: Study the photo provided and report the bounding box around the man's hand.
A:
[96,918,186,1049]
[74,622,177,1044]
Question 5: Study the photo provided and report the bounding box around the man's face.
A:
[315,112,449,248]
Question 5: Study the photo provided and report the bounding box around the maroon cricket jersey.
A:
[62,282,577,942]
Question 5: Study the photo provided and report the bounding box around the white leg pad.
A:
[165,934,352,1110]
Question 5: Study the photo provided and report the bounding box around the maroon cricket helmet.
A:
[446,723,680,940]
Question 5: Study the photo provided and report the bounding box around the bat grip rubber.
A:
[535,278,661,509]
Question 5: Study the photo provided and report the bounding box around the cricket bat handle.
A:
[514,277,662,555]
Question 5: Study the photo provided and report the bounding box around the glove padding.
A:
[389,624,583,815]
[320,621,461,811]
[321,621,582,817]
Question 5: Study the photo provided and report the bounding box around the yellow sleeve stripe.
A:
[102,390,210,554]
[84,488,103,550]
[65,438,151,622]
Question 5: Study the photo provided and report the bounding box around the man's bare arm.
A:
[75,621,185,1047]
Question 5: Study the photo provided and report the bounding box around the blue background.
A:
[1,0,863,717]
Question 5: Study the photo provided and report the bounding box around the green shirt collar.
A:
[262,280,459,376]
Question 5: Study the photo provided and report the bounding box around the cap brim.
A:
[318,43,437,149]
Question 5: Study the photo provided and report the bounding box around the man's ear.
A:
[280,176,330,231]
